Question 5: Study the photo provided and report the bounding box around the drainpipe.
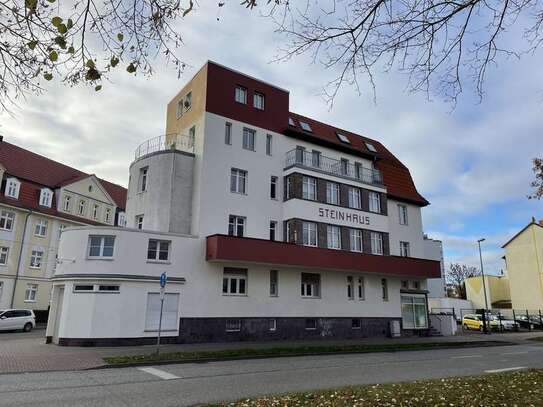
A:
[10,210,32,308]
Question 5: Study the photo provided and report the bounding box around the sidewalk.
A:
[1,328,542,374]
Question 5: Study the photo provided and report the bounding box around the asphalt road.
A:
[1,343,543,406]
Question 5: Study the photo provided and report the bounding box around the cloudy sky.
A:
[1,2,541,275]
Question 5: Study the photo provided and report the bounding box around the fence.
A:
[456,308,543,334]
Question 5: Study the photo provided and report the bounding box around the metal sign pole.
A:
[156,272,167,355]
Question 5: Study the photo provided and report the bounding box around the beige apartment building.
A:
[0,138,126,320]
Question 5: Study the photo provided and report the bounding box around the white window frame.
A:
[381,278,389,301]
[230,168,247,194]
[145,292,179,331]
[176,98,184,118]
[242,128,256,151]
[5,178,20,199]
[401,295,428,329]
[105,208,111,223]
[30,250,43,268]
[147,239,170,262]
[222,268,247,296]
[266,134,273,156]
[398,204,409,225]
[268,318,277,331]
[301,273,320,298]
[63,195,72,212]
[400,241,410,257]
[228,215,245,237]
[269,221,277,241]
[0,210,15,231]
[226,319,242,332]
[349,228,363,252]
[34,219,48,237]
[270,176,278,199]
[39,188,53,207]
[348,187,361,209]
[371,232,383,255]
[0,246,9,265]
[139,167,148,192]
[92,204,100,220]
[269,269,278,297]
[347,275,354,300]
[225,122,232,145]
[327,225,341,249]
[326,182,340,205]
[369,192,381,213]
[78,200,87,216]
[87,235,115,258]
[253,92,265,110]
[136,215,144,230]
[357,276,365,300]
[302,176,317,200]
[25,284,38,302]
[235,86,247,104]
[184,91,192,112]
[118,212,127,227]
[302,221,317,247]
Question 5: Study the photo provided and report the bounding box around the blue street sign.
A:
[159,272,167,288]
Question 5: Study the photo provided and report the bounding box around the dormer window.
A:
[365,142,377,152]
[39,188,53,207]
[288,117,296,126]
[5,178,20,199]
[299,121,312,132]
[336,132,351,144]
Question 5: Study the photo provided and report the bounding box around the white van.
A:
[0,309,36,332]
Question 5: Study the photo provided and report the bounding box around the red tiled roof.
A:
[0,141,127,209]
[287,113,429,206]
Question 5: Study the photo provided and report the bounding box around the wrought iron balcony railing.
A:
[134,134,195,160]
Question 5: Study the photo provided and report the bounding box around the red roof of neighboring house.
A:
[287,113,429,206]
[0,141,127,209]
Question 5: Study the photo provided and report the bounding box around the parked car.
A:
[462,314,499,331]
[514,315,543,329]
[489,315,518,331]
[0,309,36,332]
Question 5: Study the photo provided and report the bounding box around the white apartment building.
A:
[46,62,442,346]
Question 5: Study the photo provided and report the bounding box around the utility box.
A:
[389,320,401,337]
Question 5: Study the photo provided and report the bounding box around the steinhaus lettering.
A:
[318,208,371,225]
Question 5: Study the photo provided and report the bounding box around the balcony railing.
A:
[285,149,383,185]
[134,134,195,160]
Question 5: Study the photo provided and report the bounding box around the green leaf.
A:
[54,36,66,49]
[85,68,100,81]
[110,56,119,68]
[49,50,58,62]
[117,33,124,42]
[68,46,75,54]
[25,0,37,9]
[95,85,102,91]
[126,63,136,73]
[43,73,53,81]
[58,23,67,34]
[66,19,73,29]
[27,40,38,50]
[46,0,56,3]
[85,59,95,69]
[51,16,62,27]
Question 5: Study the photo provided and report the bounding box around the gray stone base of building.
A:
[178,317,401,343]
[54,336,179,347]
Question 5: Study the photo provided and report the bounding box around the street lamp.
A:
[478,238,490,334]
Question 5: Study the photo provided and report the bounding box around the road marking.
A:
[501,351,529,356]
[137,367,180,380]
[451,355,482,359]
[485,367,525,373]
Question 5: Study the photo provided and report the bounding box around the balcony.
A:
[206,235,441,278]
[285,149,383,186]
[134,134,195,161]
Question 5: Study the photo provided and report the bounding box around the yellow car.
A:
[462,314,499,331]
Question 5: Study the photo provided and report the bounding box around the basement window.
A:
[305,318,317,330]
[352,319,361,329]
[226,319,241,332]
[336,132,351,144]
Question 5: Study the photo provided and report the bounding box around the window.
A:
[0,211,14,231]
[105,208,111,223]
[347,276,354,300]
[63,195,71,212]
[327,225,341,249]
[341,159,349,175]
[299,121,312,132]
[337,132,351,144]
[39,188,53,207]
[189,125,196,143]
[230,168,247,194]
[352,319,361,329]
[349,229,363,252]
[288,117,296,126]
[139,167,148,192]
[371,232,383,255]
[312,150,321,168]
[400,241,410,257]
[0,282,3,301]
[302,176,317,200]
[176,98,183,118]
[354,162,362,180]
[269,221,277,241]
[348,187,361,209]
[228,215,245,237]
[266,134,272,155]
[398,204,408,225]
[381,278,389,301]
[92,204,100,220]
[270,270,278,297]
[235,86,247,104]
[412,281,421,290]
[254,92,265,110]
[302,222,317,247]
[401,295,428,329]
[242,128,256,151]
[88,235,115,258]
[301,273,320,298]
[25,284,38,302]
[365,142,377,152]
[98,285,120,292]
[30,250,43,268]
[74,285,95,292]
[369,192,381,213]
[226,319,241,332]
[326,182,340,205]
[0,247,8,265]
[268,319,276,331]
[34,219,48,237]
[136,215,144,230]
[357,277,365,300]
[118,212,127,227]
[145,293,179,331]
[270,176,277,199]
[305,318,317,330]
[286,177,292,199]
[147,239,170,261]
[401,280,409,289]
[225,122,232,145]
[222,268,247,295]
[78,199,86,216]
[184,91,192,111]
[5,178,20,198]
